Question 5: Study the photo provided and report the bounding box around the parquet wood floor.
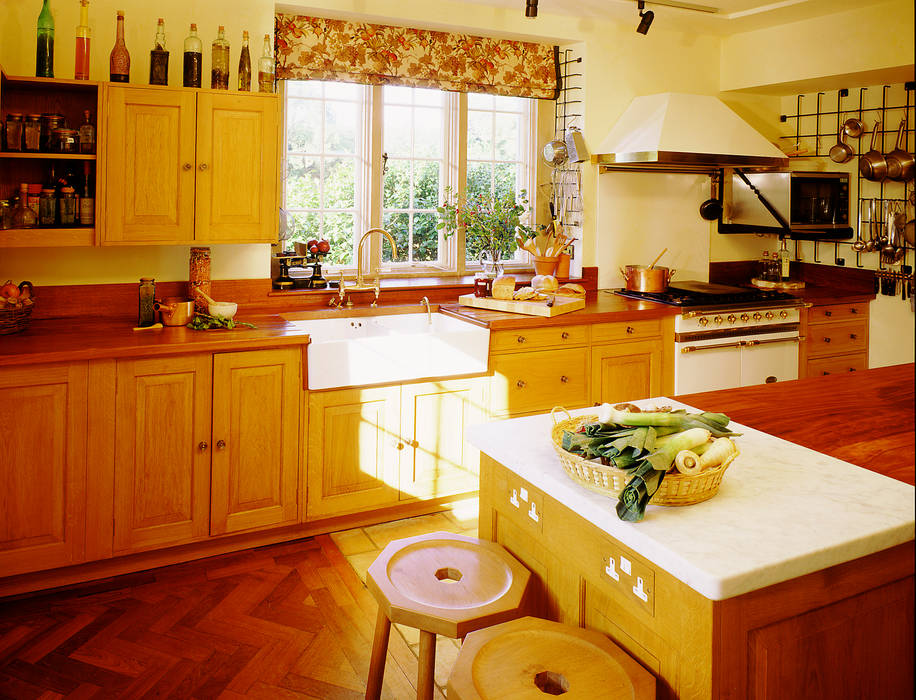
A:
[0,535,446,699]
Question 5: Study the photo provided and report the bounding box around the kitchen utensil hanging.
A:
[859,121,888,181]
[843,115,865,138]
[542,139,569,168]
[885,117,914,182]
[829,122,854,163]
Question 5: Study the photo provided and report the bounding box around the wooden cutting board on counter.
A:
[457,293,585,317]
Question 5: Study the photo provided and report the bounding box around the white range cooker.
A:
[614,281,805,395]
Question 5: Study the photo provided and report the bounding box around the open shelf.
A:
[0,228,95,247]
[0,152,96,160]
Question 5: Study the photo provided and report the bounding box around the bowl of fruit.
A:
[0,280,36,335]
[294,238,331,259]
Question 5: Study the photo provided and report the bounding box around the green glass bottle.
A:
[36,0,55,78]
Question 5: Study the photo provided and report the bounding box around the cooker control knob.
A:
[740,313,750,322]
[779,310,789,319]
[726,314,737,323]
[765,311,775,320]
[698,317,709,327]
[752,312,763,321]
[713,315,724,325]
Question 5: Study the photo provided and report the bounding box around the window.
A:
[283,81,536,276]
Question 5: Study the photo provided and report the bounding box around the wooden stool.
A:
[365,532,531,700]
[447,616,656,700]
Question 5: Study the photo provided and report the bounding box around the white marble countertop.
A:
[467,399,916,601]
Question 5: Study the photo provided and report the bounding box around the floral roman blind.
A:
[274,14,560,100]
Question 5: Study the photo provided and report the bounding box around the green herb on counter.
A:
[186,313,257,331]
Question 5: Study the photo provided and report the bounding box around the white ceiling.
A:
[460,0,889,35]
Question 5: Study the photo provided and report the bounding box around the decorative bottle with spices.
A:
[109,10,130,82]
[182,23,202,87]
[238,31,251,91]
[74,0,91,80]
[189,247,211,314]
[36,0,55,78]
[210,26,230,89]
[257,34,274,93]
[138,278,156,327]
[149,18,169,85]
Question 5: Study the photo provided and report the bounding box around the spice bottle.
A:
[78,111,95,154]
[211,25,230,90]
[39,189,57,227]
[23,115,42,152]
[238,31,251,91]
[11,184,38,228]
[257,34,274,93]
[183,24,202,87]
[75,0,91,80]
[36,0,55,78]
[58,186,78,225]
[4,114,23,151]
[109,10,130,82]
[149,18,169,85]
[189,247,211,314]
[80,162,94,226]
[138,278,156,327]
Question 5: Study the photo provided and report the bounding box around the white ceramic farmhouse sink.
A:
[282,308,490,390]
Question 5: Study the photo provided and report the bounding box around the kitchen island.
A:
[468,365,915,700]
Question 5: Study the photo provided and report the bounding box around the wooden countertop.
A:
[438,291,678,330]
[0,314,310,368]
[677,364,915,485]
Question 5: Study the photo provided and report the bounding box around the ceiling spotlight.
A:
[525,0,538,17]
[636,1,654,34]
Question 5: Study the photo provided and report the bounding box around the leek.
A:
[596,405,739,437]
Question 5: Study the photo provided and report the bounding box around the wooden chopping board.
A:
[457,293,585,317]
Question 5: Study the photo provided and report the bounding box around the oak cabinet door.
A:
[591,340,662,405]
[104,86,197,243]
[306,387,401,519]
[0,363,88,577]
[399,379,485,501]
[195,92,278,243]
[113,355,212,553]
[210,349,300,535]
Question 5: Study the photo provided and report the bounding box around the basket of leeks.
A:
[550,405,741,522]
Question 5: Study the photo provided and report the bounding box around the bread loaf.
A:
[491,275,516,300]
[555,283,586,297]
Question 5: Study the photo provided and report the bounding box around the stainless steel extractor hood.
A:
[593,93,788,172]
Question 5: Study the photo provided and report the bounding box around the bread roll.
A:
[531,274,559,292]
[491,275,516,300]
[555,283,586,297]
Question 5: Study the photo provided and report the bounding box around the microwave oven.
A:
[719,170,853,239]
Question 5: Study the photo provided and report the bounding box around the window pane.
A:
[286,156,320,209]
[414,161,440,209]
[468,92,494,109]
[414,107,443,158]
[325,102,358,154]
[493,94,525,112]
[324,213,356,266]
[383,212,409,262]
[384,85,415,105]
[494,112,522,160]
[288,211,319,243]
[287,81,321,98]
[324,82,361,100]
[466,162,493,199]
[286,100,321,153]
[324,157,356,209]
[467,111,492,160]
[494,162,519,200]
[383,159,411,209]
[384,105,412,156]
[413,213,439,262]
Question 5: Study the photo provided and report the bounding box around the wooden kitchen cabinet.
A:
[306,378,485,519]
[210,349,301,536]
[0,363,88,577]
[802,301,869,378]
[104,85,278,245]
[113,354,212,553]
[591,339,662,406]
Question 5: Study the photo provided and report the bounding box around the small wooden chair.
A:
[447,616,656,699]
[365,531,531,700]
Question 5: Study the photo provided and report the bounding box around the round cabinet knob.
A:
[198,441,208,451]
[740,314,750,322]
[182,163,192,171]
[779,310,789,319]
[823,337,831,343]
[765,311,775,320]
[199,163,208,171]
[517,336,526,344]
[560,375,569,383]
[561,331,569,340]
[824,310,832,317]
[713,315,724,325]
[850,307,858,314]
[726,314,737,323]
[848,367,856,372]
[516,379,527,389]
[216,440,226,450]
[626,326,635,334]
[849,333,857,340]
[752,312,763,321]
[698,317,709,327]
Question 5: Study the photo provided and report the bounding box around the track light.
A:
[525,0,538,17]
[636,1,654,34]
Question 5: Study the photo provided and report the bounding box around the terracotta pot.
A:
[532,255,559,276]
[619,265,676,292]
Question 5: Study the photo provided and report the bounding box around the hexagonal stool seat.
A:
[447,616,656,700]
[365,532,531,700]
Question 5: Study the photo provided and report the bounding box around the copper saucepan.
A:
[885,118,914,182]
[859,121,887,181]
[155,298,195,326]
[620,265,676,293]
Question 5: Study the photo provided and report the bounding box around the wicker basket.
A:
[0,298,35,335]
[550,407,738,506]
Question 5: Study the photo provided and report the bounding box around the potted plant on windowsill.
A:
[436,187,536,277]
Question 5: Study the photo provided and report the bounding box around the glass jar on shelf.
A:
[53,128,78,153]
[40,113,64,151]
[23,115,42,151]
[4,114,23,151]
[39,188,57,226]
[58,186,78,225]
[11,184,38,228]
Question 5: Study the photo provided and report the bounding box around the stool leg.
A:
[417,630,436,700]
[365,606,391,700]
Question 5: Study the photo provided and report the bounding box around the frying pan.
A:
[885,118,914,182]
[859,121,887,181]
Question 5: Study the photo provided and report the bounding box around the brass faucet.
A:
[352,228,399,290]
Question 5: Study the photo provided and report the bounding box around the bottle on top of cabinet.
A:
[149,18,169,85]
[109,10,130,82]
[238,30,251,91]
[183,23,202,87]
[211,26,230,90]
[75,0,91,80]
[36,0,55,78]
[257,34,274,93]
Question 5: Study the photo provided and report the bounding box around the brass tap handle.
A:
[371,277,381,307]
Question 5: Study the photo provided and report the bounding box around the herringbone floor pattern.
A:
[0,533,447,699]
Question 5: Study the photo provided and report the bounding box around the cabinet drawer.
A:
[490,325,588,353]
[806,353,868,377]
[808,302,868,324]
[490,347,589,416]
[591,319,662,343]
[806,321,867,357]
